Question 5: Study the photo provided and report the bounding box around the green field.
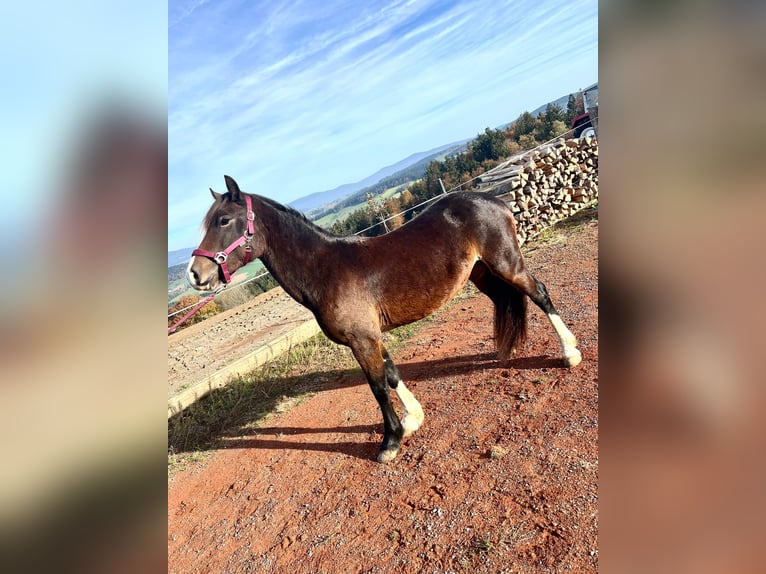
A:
[314,182,413,228]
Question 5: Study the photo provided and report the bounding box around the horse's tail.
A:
[494,277,528,361]
[470,262,528,360]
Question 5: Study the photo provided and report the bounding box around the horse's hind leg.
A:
[477,254,582,367]
[349,335,404,463]
[470,261,528,359]
[383,348,424,438]
[510,269,582,367]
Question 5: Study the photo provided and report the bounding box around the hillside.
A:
[168,262,192,303]
[288,139,469,213]
[307,141,467,223]
[168,247,192,267]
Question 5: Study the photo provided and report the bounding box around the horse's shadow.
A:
[168,352,561,461]
[219,425,381,461]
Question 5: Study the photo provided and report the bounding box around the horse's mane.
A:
[203,192,343,240]
[256,195,336,238]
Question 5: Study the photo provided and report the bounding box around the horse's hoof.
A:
[377,448,400,463]
[563,348,582,368]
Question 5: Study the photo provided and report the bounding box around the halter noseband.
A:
[192,195,255,285]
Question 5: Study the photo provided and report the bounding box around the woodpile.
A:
[475,136,598,245]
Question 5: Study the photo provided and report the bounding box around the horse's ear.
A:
[224,175,241,201]
[209,188,223,201]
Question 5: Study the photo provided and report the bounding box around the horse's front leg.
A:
[382,348,424,438]
[349,335,404,463]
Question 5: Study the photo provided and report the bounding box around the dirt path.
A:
[168,218,598,573]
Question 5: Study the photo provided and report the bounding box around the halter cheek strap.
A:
[192,195,255,285]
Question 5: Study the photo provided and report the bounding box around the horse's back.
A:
[388,192,518,252]
[334,192,518,330]
[409,191,508,225]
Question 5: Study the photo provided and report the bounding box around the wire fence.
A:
[168,124,592,319]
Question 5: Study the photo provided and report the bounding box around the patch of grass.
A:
[457,281,480,299]
[532,226,568,247]
[473,533,496,553]
[167,448,211,477]
[384,321,426,348]
[168,332,354,476]
[554,201,598,230]
[524,201,598,251]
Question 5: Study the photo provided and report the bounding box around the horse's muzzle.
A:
[187,258,220,291]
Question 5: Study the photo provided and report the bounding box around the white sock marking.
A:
[548,313,582,367]
[395,381,424,437]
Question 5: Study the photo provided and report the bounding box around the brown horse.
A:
[188,176,581,463]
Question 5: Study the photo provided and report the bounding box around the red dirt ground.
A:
[168,219,598,573]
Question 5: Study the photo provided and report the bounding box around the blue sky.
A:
[168,0,597,251]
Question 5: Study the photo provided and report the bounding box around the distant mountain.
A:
[530,93,571,118]
[168,247,193,268]
[288,139,469,213]
[308,140,468,222]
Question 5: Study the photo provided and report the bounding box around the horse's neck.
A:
[256,197,330,306]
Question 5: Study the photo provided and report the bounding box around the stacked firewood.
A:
[475,136,598,245]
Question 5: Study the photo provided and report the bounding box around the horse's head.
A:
[187,175,263,291]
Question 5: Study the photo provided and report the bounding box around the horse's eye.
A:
[220,217,231,226]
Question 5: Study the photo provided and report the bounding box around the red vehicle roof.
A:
[570,112,590,128]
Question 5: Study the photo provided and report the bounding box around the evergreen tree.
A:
[545,103,565,123]
[566,93,577,124]
[513,111,535,140]
[470,127,508,163]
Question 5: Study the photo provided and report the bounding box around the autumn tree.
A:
[366,193,390,235]
[384,197,405,230]
[518,133,538,149]
[551,120,568,138]
[398,188,414,210]
[168,294,221,330]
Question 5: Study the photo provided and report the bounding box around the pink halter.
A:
[191,195,255,284]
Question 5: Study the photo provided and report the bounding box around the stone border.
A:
[167,318,321,418]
